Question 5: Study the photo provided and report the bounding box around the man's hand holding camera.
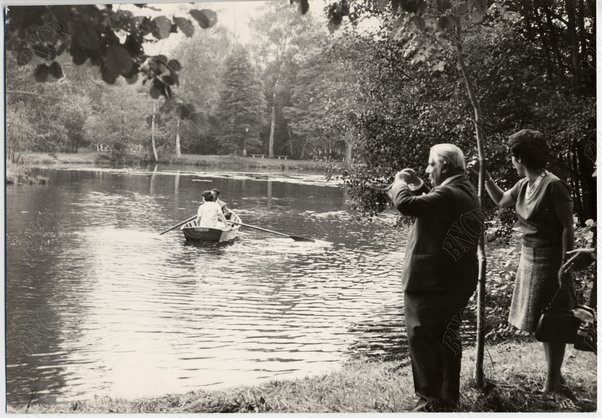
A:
[394,168,424,191]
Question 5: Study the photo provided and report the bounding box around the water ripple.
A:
[5,168,474,407]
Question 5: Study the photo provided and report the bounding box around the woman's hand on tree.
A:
[467,158,480,175]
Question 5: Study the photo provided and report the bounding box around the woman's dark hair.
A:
[506,129,549,170]
[211,188,220,197]
[202,190,214,202]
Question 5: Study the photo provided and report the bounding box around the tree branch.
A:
[7,90,76,104]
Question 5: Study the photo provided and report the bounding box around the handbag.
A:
[535,276,597,349]
[535,283,580,344]
[573,305,597,353]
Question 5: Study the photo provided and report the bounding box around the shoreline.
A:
[7,153,596,413]
[17,152,343,173]
[6,161,48,185]
[12,341,596,413]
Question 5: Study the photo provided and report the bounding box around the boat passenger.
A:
[197,190,229,230]
[211,188,232,220]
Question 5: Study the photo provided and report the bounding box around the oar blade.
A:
[290,235,315,242]
[229,220,315,242]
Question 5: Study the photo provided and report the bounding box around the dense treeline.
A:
[6,2,352,163]
[337,0,596,223]
[5,1,595,221]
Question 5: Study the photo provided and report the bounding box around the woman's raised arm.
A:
[468,160,515,208]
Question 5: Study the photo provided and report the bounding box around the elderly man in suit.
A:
[387,144,482,412]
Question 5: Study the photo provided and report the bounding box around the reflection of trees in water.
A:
[346,303,407,363]
[11,168,460,402]
[346,306,477,363]
[7,304,69,408]
[348,329,408,363]
[6,186,87,407]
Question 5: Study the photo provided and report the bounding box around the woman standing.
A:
[476,129,574,393]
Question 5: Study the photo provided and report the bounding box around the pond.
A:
[6,166,415,406]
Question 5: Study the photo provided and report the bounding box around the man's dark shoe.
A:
[412,399,430,412]
[412,398,459,412]
[412,398,437,412]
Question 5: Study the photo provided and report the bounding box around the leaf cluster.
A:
[325,0,594,225]
[6,5,217,107]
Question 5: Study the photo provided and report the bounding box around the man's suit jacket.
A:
[388,175,481,293]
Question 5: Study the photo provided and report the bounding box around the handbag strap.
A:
[545,272,578,311]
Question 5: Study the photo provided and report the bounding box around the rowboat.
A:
[181,212,241,243]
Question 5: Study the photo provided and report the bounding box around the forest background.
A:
[4,0,598,411]
[5,0,596,227]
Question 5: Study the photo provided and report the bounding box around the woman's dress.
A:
[507,172,573,332]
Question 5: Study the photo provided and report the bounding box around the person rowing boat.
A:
[212,188,232,220]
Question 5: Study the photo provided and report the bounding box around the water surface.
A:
[7,167,414,406]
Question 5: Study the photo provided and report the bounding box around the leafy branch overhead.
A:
[290,0,310,15]
[324,0,521,70]
[5,5,218,118]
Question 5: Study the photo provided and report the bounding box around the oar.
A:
[160,215,196,235]
[228,221,315,242]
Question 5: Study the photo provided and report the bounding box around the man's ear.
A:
[441,161,448,174]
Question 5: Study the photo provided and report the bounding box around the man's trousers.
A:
[404,289,475,405]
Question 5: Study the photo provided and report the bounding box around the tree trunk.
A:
[458,53,487,389]
[269,78,279,158]
[345,141,353,165]
[289,128,295,156]
[577,0,592,86]
[300,137,307,160]
[175,119,182,159]
[150,100,158,163]
[568,142,584,218]
[577,0,586,61]
[531,3,556,76]
[576,139,596,221]
[565,0,581,85]
[541,0,568,77]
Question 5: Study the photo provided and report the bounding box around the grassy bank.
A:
[6,162,47,185]
[22,152,340,173]
[15,341,596,413]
